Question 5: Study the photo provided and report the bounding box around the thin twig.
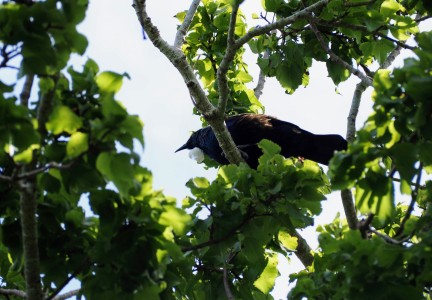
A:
[234,0,331,49]
[216,2,240,115]
[0,288,26,298]
[52,289,81,300]
[174,0,201,48]
[308,15,373,86]
[0,173,13,182]
[182,210,254,252]
[16,161,74,180]
[395,163,423,237]
[369,228,410,245]
[223,252,235,300]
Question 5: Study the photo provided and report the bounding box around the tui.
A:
[176,114,347,168]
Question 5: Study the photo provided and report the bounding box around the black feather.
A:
[176,114,347,168]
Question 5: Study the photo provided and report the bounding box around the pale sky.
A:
[71,0,427,298]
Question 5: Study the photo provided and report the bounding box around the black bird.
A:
[176,114,347,168]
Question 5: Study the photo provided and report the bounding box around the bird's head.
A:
[175,131,205,163]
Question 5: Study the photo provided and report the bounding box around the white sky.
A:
[71,0,427,298]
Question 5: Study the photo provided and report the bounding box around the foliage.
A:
[0,0,431,299]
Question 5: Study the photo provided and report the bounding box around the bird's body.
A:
[176,114,347,168]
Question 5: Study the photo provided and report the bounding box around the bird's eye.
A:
[189,147,205,163]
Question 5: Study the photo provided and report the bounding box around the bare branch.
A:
[288,229,314,267]
[18,173,43,300]
[0,173,12,182]
[308,16,373,86]
[395,163,423,237]
[216,2,240,114]
[346,81,368,143]
[234,0,331,49]
[380,45,402,69]
[52,289,81,300]
[341,189,358,230]
[223,252,235,300]
[369,228,409,245]
[132,0,244,165]
[254,50,269,99]
[37,74,59,136]
[20,73,34,107]
[0,288,26,298]
[17,161,74,180]
[181,210,254,252]
[174,0,201,48]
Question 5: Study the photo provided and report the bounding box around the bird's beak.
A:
[175,143,188,152]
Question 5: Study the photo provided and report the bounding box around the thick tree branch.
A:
[341,189,358,230]
[346,81,368,143]
[288,229,314,267]
[254,50,269,99]
[37,74,59,136]
[20,73,34,107]
[132,0,244,165]
[18,176,43,300]
[173,0,200,48]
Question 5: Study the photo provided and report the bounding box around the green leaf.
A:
[159,206,191,235]
[66,132,88,158]
[278,229,298,251]
[261,0,284,12]
[96,152,136,196]
[253,252,278,294]
[381,0,404,17]
[96,71,125,93]
[46,106,83,134]
[390,143,418,181]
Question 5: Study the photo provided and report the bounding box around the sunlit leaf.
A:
[46,106,83,134]
[66,132,88,158]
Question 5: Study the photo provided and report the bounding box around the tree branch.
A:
[18,175,43,300]
[395,163,423,237]
[0,288,27,298]
[37,74,59,136]
[254,50,269,100]
[288,229,314,267]
[132,0,244,165]
[181,210,254,252]
[234,0,331,49]
[20,73,34,107]
[341,189,358,230]
[52,289,81,300]
[308,15,373,86]
[173,0,200,48]
[216,2,240,115]
[223,252,235,300]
